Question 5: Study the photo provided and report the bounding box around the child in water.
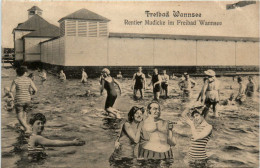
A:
[39,69,47,85]
[3,87,14,111]
[59,70,66,81]
[10,66,38,133]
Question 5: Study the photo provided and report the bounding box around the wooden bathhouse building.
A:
[13,6,259,78]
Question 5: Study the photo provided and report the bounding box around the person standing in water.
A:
[245,76,255,97]
[81,68,88,84]
[161,70,170,98]
[178,72,196,98]
[149,68,162,101]
[181,107,212,166]
[235,76,246,104]
[100,68,122,118]
[138,102,176,160]
[132,67,146,99]
[59,70,66,82]
[10,66,38,133]
[201,69,219,118]
[39,69,47,85]
[110,106,145,161]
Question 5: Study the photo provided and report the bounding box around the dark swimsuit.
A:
[134,73,144,90]
[152,74,161,93]
[102,78,117,109]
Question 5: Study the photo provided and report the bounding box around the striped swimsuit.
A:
[188,122,211,160]
[14,76,32,104]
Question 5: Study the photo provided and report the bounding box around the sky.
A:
[2,0,259,48]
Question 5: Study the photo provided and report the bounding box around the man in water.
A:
[138,102,176,160]
[117,71,123,79]
[81,68,88,83]
[149,68,162,101]
[161,70,170,98]
[181,107,212,166]
[132,67,146,99]
[178,72,196,98]
[201,69,219,117]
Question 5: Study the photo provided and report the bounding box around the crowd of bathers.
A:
[3,65,257,165]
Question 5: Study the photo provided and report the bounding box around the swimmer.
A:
[235,76,246,104]
[161,70,170,98]
[3,87,14,111]
[179,72,196,98]
[10,66,38,133]
[59,70,66,81]
[200,70,219,118]
[110,106,145,161]
[116,71,123,79]
[39,69,47,85]
[149,68,162,101]
[28,113,85,158]
[132,67,146,99]
[100,68,122,118]
[245,76,255,97]
[181,107,212,166]
[81,68,88,84]
[138,102,176,160]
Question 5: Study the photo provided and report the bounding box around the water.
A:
[1,68,259,167]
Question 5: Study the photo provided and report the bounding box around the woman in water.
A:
[245,76,255,97]
[28,113,85,159]
[110,106,145,161]
[181,107,212,167]
[100,68,122,118]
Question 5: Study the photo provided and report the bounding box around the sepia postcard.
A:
[1,1,259,168]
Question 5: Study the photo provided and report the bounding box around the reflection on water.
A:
[1,68,259,167]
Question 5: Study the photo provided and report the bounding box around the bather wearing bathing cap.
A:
[102,68,110,75]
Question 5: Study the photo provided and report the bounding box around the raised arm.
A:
[114,79,122,94]
[123,122,143,143]
[36,136,85,147]
[30,79,38,94]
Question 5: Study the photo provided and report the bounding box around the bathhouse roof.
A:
[27,6,42,11]
[109,33,259,42]
[14,14,59,37]
[58,8,110,22]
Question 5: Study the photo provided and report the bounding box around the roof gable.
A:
[28,6,42,11]
[58,8,110,22]
[14,14,59,38]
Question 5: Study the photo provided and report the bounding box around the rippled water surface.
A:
[1,68,259,167]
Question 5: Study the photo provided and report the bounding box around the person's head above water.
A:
[237,76,243,83]
[102,68,110,77]
[128,106,145,123]
[163,70,166,74]
[248,76,253,82]
[184,72,189,79]
[138,67,142,72]
[147,102,161,119]
[191,108,204,125]
[29,113,47,134]
[204,69,215,78]
[16,66,28,76]
[153,68,158,74]
[82,68,85,72]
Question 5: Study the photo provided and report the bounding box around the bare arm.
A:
[36,136,85,147]
[124,122,143,143]
[10,80,16,93]
[100,78,105,95]
[201,80,209,103]
[191,124,212,141]
[114,79,122,94]
[167,124,176,146]
[143,74,147,88]
[132,73,136,87]
[30,80,38,94]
